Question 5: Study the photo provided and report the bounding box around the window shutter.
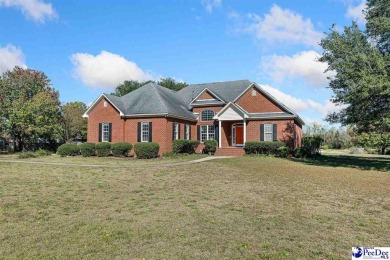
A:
[215,124,219,144]
[108,123,112,142]
[273,124,277,141]
[137,122,141,142]
[197,125,200,141]
[172,122,175,140]
[98,123,102,142]
[178,124,181,139]
[149,122,152,142]
[260,124,264,141]
[189,125,191,140]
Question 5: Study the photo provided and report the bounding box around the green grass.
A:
[297,149,390,171]
[0,155,389,259]
[0,153,207,166]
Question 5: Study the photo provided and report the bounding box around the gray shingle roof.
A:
[104,83,196,120]
[190,100,226,106]
[248,112,294,118]
[177,80,252,105]
[89,79,304,125]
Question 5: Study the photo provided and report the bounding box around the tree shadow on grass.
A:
[292,155,390,172]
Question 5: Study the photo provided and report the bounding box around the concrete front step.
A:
[215,147,245,156]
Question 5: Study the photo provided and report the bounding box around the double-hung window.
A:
[141,122,149,142]
[173,123,179,140]
[264,124,273,141]
[200,125,215,143]
[102,123,110,142]
[184,124,190,140]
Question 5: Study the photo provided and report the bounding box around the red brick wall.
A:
[246,119,302,148]
[236,86,284,113]
[87,98,124,143]
[123,117,169,155]
[192,106,222,152]
[246,119,293,142]
[166,118,197,153]
[197,91,215,100]
[295,122,303,147]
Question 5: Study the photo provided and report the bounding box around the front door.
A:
[235,125,244,146]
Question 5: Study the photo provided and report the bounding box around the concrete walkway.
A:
[0,156,235,168]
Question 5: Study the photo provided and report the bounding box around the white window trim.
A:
[200,125,215,143]
[201,110,215,122]
[141,122,150,142]
[184,124,190,140]
[173,123,179,140]
[264,123,273,142]
[102,123,109,142]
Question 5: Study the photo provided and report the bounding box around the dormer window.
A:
[201,110,214,121]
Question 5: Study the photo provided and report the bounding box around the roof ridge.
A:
[188,79,251,86]
[152,83,170,113]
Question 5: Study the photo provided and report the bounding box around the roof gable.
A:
[177,80,252,105]
[214,102,248,120]
[190,88,226,106]
[83,94,124,118]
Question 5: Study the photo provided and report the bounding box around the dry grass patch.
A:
[0,156,389,259]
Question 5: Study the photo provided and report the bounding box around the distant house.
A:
[83,80,304,156]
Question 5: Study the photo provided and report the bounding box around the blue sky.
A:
[0,0,367,125]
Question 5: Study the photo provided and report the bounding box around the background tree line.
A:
[314,0,389,154]
[0,67,187,152]
[0,67,87,151]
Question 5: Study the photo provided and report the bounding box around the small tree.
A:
[62,102,87,142]
[0,67,62,151]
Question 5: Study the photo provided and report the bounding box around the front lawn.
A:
[0,155,388,259]
[0,153,207,166]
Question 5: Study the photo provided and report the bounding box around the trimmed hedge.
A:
[172,139,200,154]
[96,142,111,157]
[276,146,289,158]
[112,142,132,157]
[203,140,218,155]
[57,143,79,157]
[134,142,160,159]
[244,141,285,155]
[79,143,96,157]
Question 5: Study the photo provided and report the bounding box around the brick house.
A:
[83,80,304,156]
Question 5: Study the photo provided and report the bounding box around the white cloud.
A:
[238,5,323,47]
[307,99,346,116]
[259,84,308,112]
[0,0,57,23]
[0,44,26,74]
[346,0,366,24]
[261,50,335,86]
[71,51,154,91]
[201,0,221,13]
[258,84,346,121]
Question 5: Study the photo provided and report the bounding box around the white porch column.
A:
[218,120,222,148]
[243,118,247,144]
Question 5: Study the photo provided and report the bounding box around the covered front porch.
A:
[214,102,248,149]
[217,121,246,148]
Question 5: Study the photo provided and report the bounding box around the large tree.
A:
[319,0,389,153]
[0,67,62,151]
[111,78,187,96]
[61,102,87,142]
